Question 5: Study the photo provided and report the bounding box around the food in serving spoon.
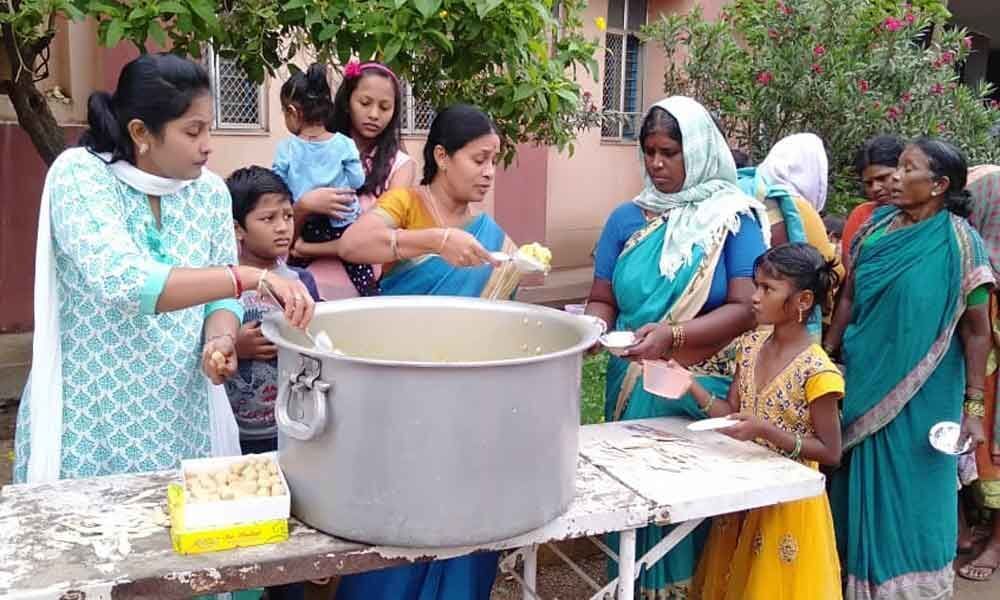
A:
[517,242,553,271]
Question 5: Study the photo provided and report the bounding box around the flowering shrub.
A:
[644,0,1000,213]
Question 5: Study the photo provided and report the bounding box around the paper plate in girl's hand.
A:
[643,359,693,398]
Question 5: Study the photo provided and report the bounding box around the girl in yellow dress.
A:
[688,242,844,600]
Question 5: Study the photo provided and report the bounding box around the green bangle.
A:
[784,433,803,460]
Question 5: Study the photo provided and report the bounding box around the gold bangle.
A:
[671,324,686,350]
[699,393,715,413]
[439,228,452,254]
[257,268,270,293]
[390,229,401,260]
[965,388,985,402]
[965,399,986,418]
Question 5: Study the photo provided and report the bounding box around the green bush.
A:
[643,0,1000,214]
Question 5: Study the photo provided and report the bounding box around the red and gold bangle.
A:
[225,264,243,298]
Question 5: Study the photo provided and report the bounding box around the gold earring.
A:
[139,144,149,155]
[798,307,805,323]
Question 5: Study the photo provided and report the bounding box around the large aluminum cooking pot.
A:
[261,296,603,547]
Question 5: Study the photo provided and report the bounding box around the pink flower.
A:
[813,44,826,57]
[756,71,774,86]
[887,105,902,120]
[930,82,944,95]
[936,123,946,133]
[904,13,916,25]
[964,36,974,50]
[811,63,824,75]
[883,17,903,32]
[901,91,913,103]
[991,100,1000,110]
[858,79,870,93]
[768,28,780,40]
[940,51,955,65]
[777,2,793,16]
[343,58,362,79]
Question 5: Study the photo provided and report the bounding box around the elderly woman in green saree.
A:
[585,96,767,598]
[824,138,993,599]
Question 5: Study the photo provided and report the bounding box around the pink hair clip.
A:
[343,58,362,79]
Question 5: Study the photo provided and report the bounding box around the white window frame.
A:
[401,81,435,136]
[602,0,646,140]
[206,48,268,132]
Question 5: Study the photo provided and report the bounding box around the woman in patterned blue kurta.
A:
[14,54,314,483]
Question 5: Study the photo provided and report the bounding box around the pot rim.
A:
[261,296,603,369]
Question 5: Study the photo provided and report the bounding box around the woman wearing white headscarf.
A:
[739,133,838,262]
[585,96,767,597]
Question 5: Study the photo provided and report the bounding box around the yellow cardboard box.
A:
[168,453,291,555]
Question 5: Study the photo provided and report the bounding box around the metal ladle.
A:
[259,278,333,351]
[489,251,548,274]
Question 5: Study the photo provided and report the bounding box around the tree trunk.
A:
[1,26,67,166]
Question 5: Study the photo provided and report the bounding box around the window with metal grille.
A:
[207,50,267,131]
[602,0,646,140]
[400,81,436,135]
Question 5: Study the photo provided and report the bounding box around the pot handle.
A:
[579,314,608,335]
[276,356,331,441]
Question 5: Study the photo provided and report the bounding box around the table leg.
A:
[522,544,538,600]
[617,528,636,600]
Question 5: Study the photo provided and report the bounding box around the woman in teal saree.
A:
[824,138,993,600]
[336,104,519,600]
[585,96,767,598]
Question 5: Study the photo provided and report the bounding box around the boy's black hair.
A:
[227,166,292,226]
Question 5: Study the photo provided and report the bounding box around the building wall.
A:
[0,0,730,331]
[542,0,728,270]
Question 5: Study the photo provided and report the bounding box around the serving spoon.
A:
[259,278,333,351]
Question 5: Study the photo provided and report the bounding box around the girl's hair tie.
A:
[342,57,400,86]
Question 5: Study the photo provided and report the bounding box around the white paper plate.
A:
[600,331,636,348]
[687,417,740,432]
[928,421,973,455]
